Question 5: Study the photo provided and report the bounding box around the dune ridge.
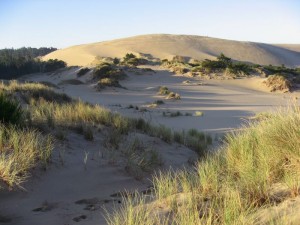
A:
[44,34,300,67]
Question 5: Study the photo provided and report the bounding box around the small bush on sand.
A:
[93,63,126,80]
[77,67,90,77]
[166,92,181,100]
[263,74,292,92]
[154,100,164,105]
[194,111,204,117]
[97,78,121,90]
[158,86,170,95]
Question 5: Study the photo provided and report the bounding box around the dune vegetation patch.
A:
[0,91,53,189]
[263,74,292,92]
[158,86,181,100]
[0,80,212,190]
[106,107,300,225]
[162,53,300,85]
[77,67,90,77]
[0,80,72,104]
[194,111,204,117]
[97,78,122,90]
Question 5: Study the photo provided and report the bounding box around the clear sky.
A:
[0,0,299,48]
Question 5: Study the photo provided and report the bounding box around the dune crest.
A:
[44,34,300,67]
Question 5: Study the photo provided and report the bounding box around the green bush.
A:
[124,53,137,61]
[43,59,66,72]
[227,63,253,75]
[0,92,23,125]
[77,67,90,77]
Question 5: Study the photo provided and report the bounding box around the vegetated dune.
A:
[44,34,300,67]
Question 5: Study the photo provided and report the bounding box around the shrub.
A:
[93,63,127,81]
[0,92,23,125]
[97,78,121,89]
[153,100,164,105]
[166,92,181,100]
[263,74,292,92]
[158,86,170,95]
[194,111,204,117]
[77,67,90,77]
[124,53,137,61]
[113,58,120,65]
[226,63,253,76]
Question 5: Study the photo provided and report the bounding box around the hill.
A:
[44,34,300,67]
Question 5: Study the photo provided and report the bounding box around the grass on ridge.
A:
[0,80,212,190]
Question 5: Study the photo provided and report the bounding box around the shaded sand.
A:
[44,34,300,67]
[25,65,300,135]
[0,129,196,225]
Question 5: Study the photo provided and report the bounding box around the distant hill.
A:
[44,34,300,67]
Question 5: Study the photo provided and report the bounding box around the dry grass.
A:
[0,124,53,188]
[106,106,300,225]
[263,74,292,92]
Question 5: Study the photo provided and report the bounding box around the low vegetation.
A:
[106,107,300,224]
[121,53,149,67]
[162,53,300,82]
[97,78,121,89]
[263,74,292,92]
[0,80,212,190]
[158,86,181,100]
[93,63,127,90]
[0,124,53,188]
[77,67,90,77]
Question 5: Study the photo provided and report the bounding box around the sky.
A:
[0,0,299,48]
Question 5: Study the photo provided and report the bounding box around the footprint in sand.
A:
[75,197,121,211]
[32,201,57,212]
[72,215,87,222]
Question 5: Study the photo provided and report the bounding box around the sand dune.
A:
[44,34,300,67]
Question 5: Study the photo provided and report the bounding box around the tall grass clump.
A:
[0,92,23,125]
[0,80,71,104]
[107,107,300,224]
[0,124,53,188]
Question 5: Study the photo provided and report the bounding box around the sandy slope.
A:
[44,34,300,67]
[0,125,196,225]
[25,66,299,135]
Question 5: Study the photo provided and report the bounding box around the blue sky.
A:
[0,0,299,48]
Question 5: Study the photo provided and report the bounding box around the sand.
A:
[44,34,300,67]
[25,65,299,135]
[2,63,300,224]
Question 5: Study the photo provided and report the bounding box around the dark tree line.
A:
[0,47,66,79]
